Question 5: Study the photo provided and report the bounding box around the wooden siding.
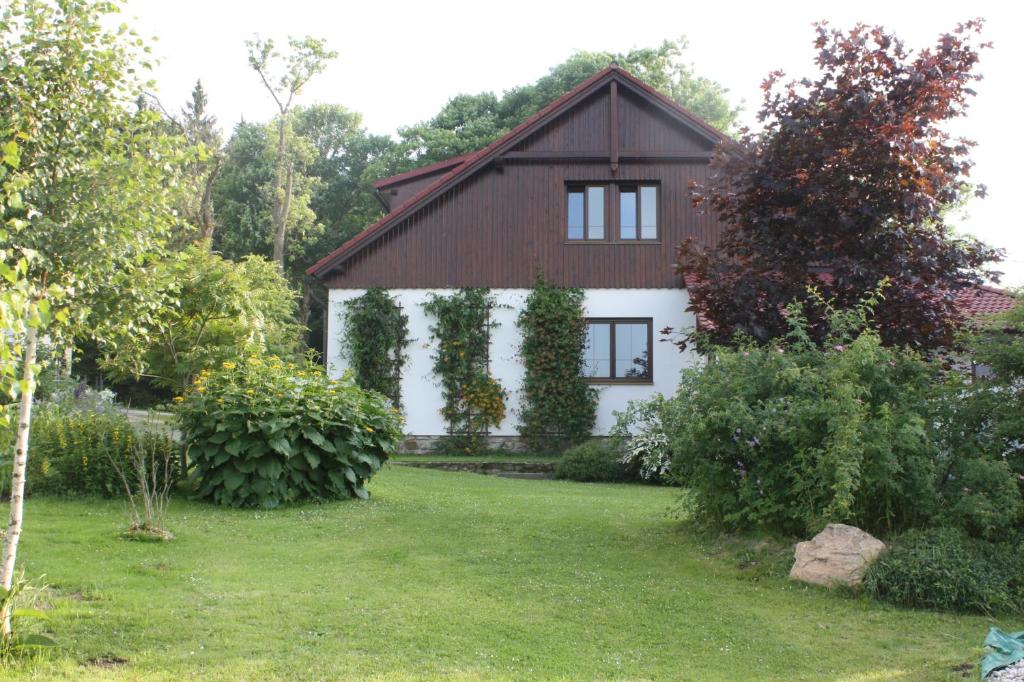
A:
[323,76,727,289]
[324,160,720,289]
[511,91,609,153]
[618,90,714,154]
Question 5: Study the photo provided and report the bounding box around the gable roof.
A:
[308,65,728,278]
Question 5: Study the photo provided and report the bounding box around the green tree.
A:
[213,107,393,347]
[100,244,303,394]
[245,35,337,268]
[0,0,188,636]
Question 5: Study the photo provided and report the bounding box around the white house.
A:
[307,65,727,446]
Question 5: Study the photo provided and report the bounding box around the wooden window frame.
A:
[566,183,608,242]
[565,182,660,244]
[582,317,654,385]
[618,184,659,241]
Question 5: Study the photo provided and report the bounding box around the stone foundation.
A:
[399,435,531,454]
[395,460,555,478]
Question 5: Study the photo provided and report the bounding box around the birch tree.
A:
[0,0,187,638]
[246,35,336,268]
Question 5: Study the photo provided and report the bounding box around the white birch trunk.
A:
[1,325,38,637]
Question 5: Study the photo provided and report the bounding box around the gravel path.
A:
[989,660,1024,681]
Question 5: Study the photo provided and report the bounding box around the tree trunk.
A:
[1,326,38,638]
[271,117,289,268]
[300,280,312,338]
[61,343,73,379]
[200,157,220,242]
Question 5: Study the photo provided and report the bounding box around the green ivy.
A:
[341,288,409,406]
[422,289,506,452]
[517,277,597,453]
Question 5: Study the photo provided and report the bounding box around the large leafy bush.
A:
[666,328,938,536]
[665,295,1024,537]
[179,356,402,507]
[864,528,1024,614]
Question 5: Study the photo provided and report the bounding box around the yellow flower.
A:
[222,361,236,370]
[196,386,206,393]
[246,389,255,395]
[364,426,375,433]
[173,396,185,403]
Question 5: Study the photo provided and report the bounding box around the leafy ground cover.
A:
[7,466,1020,680]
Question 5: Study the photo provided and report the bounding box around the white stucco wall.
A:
[326,288,699,436]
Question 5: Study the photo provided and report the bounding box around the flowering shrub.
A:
[26,405,178,497]
[178,356,402,508]
[422,289,506,451]
[611,395,672,482]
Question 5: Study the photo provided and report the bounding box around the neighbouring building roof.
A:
[371,153,473,191]
[684,272,1018,331]
[953,284,1018,318]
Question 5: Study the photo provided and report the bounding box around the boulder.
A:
[789,523,886,588]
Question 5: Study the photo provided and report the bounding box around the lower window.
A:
[582,318,653,383]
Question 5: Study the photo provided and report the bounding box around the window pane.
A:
[583,323,611,377]
[568,190,584,240]
[619,188,637,240]
[614,323,650,379]
[587,186,604,240]
[640,186,657,239]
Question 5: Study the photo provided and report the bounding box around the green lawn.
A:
[7,466,1018,680]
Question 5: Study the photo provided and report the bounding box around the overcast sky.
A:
[124,0,1024,285]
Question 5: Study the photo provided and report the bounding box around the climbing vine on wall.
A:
[517,276,598,453]
[422,288,506,451]
[341,288,410,407]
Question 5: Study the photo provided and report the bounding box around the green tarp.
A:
[982,627,1024,679]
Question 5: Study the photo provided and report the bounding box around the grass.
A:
[6,466,1019,680]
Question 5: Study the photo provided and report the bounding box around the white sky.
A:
[124,0,1024,285]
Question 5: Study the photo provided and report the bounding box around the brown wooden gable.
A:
[311,66,729,289]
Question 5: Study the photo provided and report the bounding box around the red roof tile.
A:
[683,274,1017,332]
[953,284,1018,318]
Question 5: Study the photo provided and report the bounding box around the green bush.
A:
[666,325,941,535]
[178,355,403,508]
[865,528,1024,614]
[26,405,178,497]
[555,442,631,482]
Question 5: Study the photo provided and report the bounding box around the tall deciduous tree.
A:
[0,0,188,635]
[245,35,336,268]
[679,21,1002,351]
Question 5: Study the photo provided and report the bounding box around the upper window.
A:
[582,318,653,383]
[567,186,605,240]
[568,183,658,242]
